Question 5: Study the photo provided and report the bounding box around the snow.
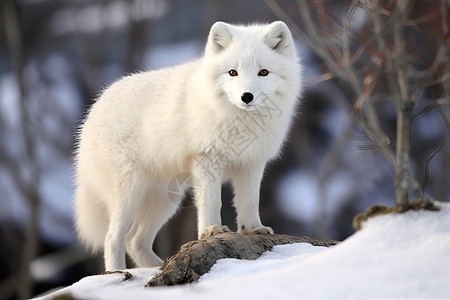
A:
[35,202,450,300]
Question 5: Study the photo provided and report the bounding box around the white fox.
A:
[74,21,302,271]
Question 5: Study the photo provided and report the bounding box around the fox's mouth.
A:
[240,104,258,111]
[232,101,259,111]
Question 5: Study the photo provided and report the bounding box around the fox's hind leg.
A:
[103,177,147,271]
[126,188,179,267]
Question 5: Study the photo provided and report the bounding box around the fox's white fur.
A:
[74,21,302,271]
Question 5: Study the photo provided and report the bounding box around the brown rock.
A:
[146,232,337,287]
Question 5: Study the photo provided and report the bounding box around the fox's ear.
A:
[206,22,233,55]
[264,21,293,56]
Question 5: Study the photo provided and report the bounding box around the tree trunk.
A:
[395,102,413,212]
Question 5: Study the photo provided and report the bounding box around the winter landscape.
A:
[1,1,449,300]
[38,202,450,300]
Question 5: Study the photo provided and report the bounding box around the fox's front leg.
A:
[192,158,230,239]
[234,164,273,235]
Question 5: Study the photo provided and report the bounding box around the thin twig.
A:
[422,144,444,190]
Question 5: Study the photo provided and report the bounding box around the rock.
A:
[146,232,337,287]
[353,200,441,231]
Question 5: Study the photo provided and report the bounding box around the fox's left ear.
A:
[264,21,294,56]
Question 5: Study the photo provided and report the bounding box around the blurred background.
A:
[0,0,448,298]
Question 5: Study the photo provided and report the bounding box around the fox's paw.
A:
[200,225,231,239]
[240,225,274,235]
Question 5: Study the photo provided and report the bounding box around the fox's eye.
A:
[229,70,238,77]
[258,69,269,76]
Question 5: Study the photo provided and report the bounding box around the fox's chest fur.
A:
[136,90,292,181]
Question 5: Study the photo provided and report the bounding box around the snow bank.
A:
[36,202,450,300]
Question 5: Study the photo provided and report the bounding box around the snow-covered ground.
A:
[36,202,450,300]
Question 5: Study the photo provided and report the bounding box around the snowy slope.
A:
[36,202,450,300]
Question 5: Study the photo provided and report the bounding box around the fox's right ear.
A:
[206,22,233,55]
[265,21,294,56]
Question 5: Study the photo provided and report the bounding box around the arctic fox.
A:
[74,21,302,271]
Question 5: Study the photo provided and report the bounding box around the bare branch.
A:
[422,144,444,190]
[295,0,347,87]
[411,47,448,102]
[352,111,396,169]
[343,0,359,69]
[304,72,334,87]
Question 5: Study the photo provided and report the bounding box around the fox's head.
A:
[204,21,301,111]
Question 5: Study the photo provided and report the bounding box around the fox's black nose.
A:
[241,92,254,104]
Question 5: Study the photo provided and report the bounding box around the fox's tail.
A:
[74,184,109,252]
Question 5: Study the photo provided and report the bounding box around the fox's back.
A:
[76,61,203,185]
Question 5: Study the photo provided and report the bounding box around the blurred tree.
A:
[266,0,450,210]
[2,0,41,298]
